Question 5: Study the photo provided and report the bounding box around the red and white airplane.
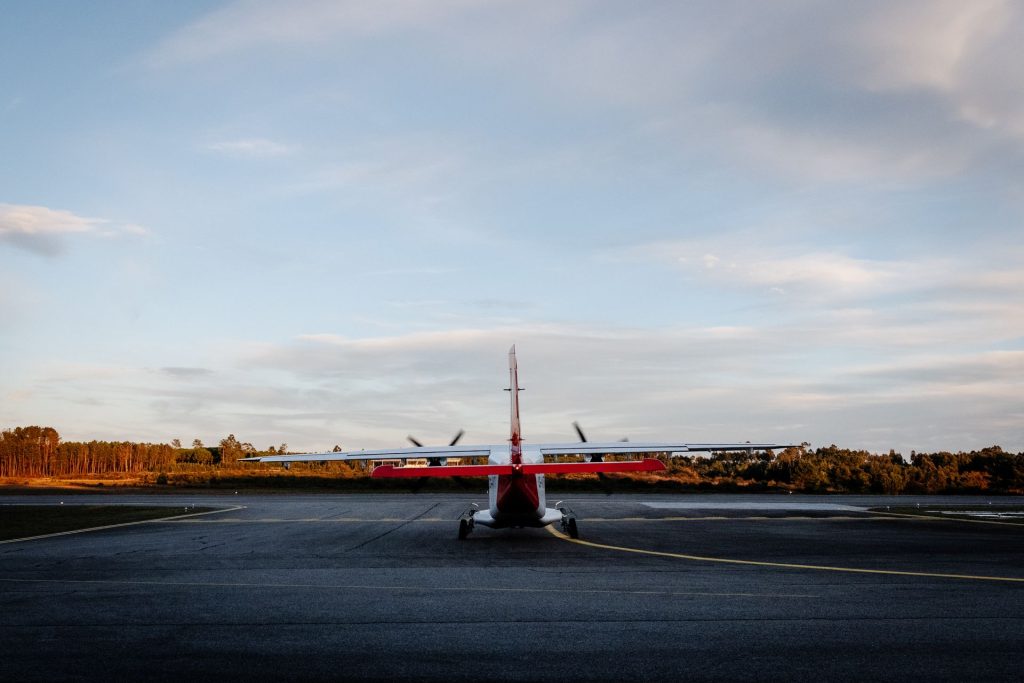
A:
[243,346,794,539]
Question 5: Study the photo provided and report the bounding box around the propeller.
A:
[572,421,614,494]
[407,430,465,466]
[572,422,628,463]
[573,421,587,443]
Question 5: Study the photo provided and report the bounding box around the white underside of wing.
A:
[240,442,796,463]
[539,442,692,455]
[538,442,796,456]
[240,445,496,463]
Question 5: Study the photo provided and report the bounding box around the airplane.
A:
[242,346,796,539]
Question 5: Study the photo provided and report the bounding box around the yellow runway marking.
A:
[0,506,245,545]
[583,516,880,522]
[0,576,815,599]
[546,526,1024,583]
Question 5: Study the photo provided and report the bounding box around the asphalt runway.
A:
[2,492,1023,682]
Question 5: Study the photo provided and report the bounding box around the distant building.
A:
[371,458,463,469]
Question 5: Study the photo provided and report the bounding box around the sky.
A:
[2,0,1022,455]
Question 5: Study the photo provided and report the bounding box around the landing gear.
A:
[565,517,578,539]
[457,504,478,540]
[556,501,579,539]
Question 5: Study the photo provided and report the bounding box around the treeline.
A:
[671,445,1024,494]
[0,427,281,477]
[2,426,1023,494]
[0,426,176,477]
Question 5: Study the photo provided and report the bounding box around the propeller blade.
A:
[573,421,587,442]
[449,429,465,446]
[407,436,424,448]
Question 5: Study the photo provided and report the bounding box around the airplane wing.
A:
[240,441,795,464]
[538,442,797,457]
[240,442,798,476]
[239,445,495,463]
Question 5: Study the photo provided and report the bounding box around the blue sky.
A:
[2,1,1022,455]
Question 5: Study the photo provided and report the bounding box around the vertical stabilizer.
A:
[498,344,538,515]
[508,345,522,463]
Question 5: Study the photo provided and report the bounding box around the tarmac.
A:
[1,492,1023,682]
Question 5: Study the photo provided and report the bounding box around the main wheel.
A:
[567,518,578,539]
[458,518,471,540]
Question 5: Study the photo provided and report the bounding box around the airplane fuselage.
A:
[473,446,562,528]
[474,347,564,529]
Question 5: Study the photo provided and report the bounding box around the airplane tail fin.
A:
[508,345,522,462]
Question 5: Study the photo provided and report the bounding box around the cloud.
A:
[0,204,102,256]
[853,1,1024,140]
[233,324,1022,454]
[207,138,298,158]
[141,1,1024,187]
[161,366,215,378]
[7,321,1022,455]
[0,204,150,256]
[623,234,1024,355]
[287,137,463,193]
[852,351,1024,389]
[632,238,944,302]
[120,224,150,236]
[281,138,474,229]
[146,0,486,66]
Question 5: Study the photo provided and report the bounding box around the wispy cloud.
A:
[622,234,1024,353]
[161,366,215,378]
[0,204,148,256]
[628,237,946,302]
[287,139,463,197]
[145,0,486,67]
[207,138,298,158]
[0,203,101,256]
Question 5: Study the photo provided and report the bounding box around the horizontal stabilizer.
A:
[523,459,666,474]
[373,464,514,478]
[372,458,666,478]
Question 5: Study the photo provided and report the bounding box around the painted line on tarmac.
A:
[0,506,245,545]
[584,516,880,522]
[166,515,883,524]
[545,526,1024,583]
[867,510,1024,527]
[0,576,815,599]
[167,517,447,523]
